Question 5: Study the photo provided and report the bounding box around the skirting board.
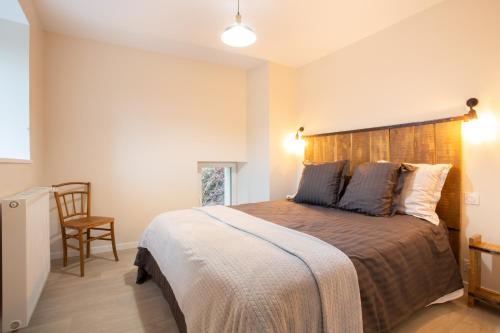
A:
[50,241,138,260]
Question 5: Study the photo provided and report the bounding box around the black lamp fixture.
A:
[295,127,304,140]
[464,98,479,122]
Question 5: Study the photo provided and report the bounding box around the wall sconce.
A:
[464,98,479,122]
[295,127,305,140]
[462,98,498,144]
[284,127,306,155]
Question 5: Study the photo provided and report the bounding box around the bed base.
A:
[135,248,187,333]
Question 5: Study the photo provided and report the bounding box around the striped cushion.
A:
[293,161,348,207]
[338,162,402,216]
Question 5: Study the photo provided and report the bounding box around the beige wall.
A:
[238,64,270,203]
[268,63,299,200]
[0,1,45,199]
[238,63,299,203]
[298,0,500,291]
[44,33,247,254]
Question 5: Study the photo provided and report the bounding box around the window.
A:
[0,16,30,161]
[198,162,237,206]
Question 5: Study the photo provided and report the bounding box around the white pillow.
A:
[398,163,452,225]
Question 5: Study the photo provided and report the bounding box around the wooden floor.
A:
[21,249,500,333]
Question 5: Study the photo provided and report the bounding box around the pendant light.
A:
[221,0,256,48]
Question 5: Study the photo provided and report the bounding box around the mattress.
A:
[135,200,463,333]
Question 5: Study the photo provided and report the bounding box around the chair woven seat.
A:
[63,216,114,229]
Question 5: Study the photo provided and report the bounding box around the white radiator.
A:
[1,187,51,332]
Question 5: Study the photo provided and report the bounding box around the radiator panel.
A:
[1,187,51,332]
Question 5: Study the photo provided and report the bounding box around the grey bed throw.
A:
[138,205,362,333]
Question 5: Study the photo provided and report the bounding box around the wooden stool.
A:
[468,234,500,309]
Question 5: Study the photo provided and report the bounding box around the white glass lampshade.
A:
[221,13,256,48]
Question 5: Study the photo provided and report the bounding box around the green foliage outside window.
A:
[201,167,225,206]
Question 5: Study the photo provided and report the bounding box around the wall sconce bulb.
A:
[285,127,306,156]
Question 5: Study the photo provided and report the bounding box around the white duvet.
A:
[139,205,362,333]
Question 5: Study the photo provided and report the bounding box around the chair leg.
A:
[86,229,91,258]
[111,222,119,261]
[78,230,85,277]
[62,228,68,267]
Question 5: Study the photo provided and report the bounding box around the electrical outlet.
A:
[463,259,470,273]
[464,192,480,205]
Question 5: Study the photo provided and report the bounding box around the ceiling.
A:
[34,0,444,68]
[1,0,28,24]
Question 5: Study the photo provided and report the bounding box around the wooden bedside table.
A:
[468,234,500,309]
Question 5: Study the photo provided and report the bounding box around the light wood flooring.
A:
[20,248,500,333]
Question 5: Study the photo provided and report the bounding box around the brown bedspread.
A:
[136,200,463,333]
[233,200,463,333]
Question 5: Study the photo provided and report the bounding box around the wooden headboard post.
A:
[304,119,462,260]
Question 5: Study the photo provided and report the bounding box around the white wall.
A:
[297,0,500,291]
[43,33,247,254]
[268,64,299,200]
[238,63,299,203]
[238,64,270,203]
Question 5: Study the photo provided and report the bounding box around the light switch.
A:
[464,192,480,205]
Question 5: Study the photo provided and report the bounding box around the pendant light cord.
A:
[234,0,243,24]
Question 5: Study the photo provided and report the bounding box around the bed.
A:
[136,200,463,333]
[135,118,464,333]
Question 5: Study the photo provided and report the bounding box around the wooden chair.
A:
[53,182,118,277]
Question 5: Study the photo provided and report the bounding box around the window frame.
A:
[0,158,32,164]
[197,162,238,206]
[0,17,31,162]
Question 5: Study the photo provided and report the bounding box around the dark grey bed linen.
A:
[294,160,348,206]
[338,162,403,216]
[234,200,463,333]
[135,200,463,333]
[136,249,187,333]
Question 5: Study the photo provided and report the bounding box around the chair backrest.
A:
[53,182,91,225]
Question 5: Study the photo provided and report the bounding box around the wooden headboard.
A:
[304,120,462,259]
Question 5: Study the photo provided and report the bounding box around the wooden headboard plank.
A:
[324,136,336,162]
[435,121,462,230]
[352,132,370,171]
[336,134,351,163]
[414,124,436,164]
[369,130,390,162]
[390,127,415,163]
[304,120,462,260]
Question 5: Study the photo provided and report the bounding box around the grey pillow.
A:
[294,160,348,207]
[338,162,405,216]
